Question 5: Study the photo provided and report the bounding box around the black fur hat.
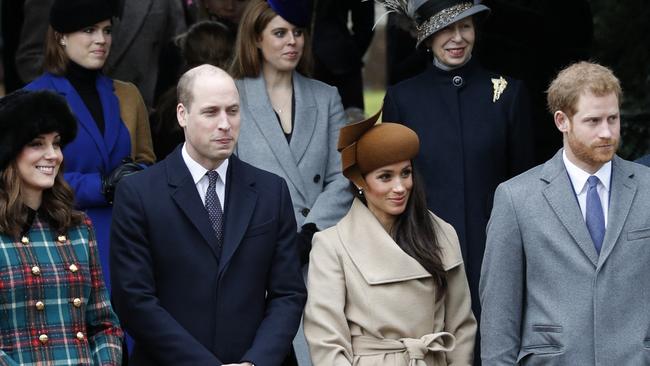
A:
[0,90,77,171]
[50,0,114,33]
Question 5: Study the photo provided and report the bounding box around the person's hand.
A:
[297,223,318,265]
[102,157,144,204]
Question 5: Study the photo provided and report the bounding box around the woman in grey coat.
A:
[230,0,351,264]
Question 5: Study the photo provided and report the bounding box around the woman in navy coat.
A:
[24,0,155,287]
[381,0,535,341]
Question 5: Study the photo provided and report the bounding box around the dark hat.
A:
[379,0,490,48]
[50,0,114,33]
[0,90,78,171]
[267,0,312,28]
[414,0,489,47]
[338,108,420,189]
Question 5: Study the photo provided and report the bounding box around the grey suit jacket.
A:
[480,150,650,365]
[16,0,185,107]
[104,0,186,107]
[234,72,352,231]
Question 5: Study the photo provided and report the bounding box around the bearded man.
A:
[479,61,650,365]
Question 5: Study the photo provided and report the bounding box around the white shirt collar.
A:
[562,149,611,194]
[181,143,229,184]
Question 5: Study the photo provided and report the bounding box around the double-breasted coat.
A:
[382,59,535,319]
[25,73,155,287]
[304,199,476,365]
[0,214,123,365]
[235,72,352,232]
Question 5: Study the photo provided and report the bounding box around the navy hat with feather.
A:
[0,90,77,171]
[267,0,313,28]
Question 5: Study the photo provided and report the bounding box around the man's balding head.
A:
[177,64,236,111]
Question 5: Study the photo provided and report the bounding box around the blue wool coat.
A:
[0,214,123,365]
[25,73,134,288]
[383,59,535,322]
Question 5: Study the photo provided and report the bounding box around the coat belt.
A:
[351,332,456,365]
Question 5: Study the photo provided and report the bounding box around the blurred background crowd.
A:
[1,0,649,162]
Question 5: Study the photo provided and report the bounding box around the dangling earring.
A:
[357,187,364,196]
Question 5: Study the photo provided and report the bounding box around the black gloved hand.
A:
[296,223,318,265]
[102,158,144,204]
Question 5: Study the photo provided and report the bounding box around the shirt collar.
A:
[562,149,611,194]
[181,143,229,184]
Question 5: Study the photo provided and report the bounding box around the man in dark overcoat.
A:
[110,65,306,365]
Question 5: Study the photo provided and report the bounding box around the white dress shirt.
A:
[562,149,611,227]
[181,143,228,209]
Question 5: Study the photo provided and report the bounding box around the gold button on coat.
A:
[35,301,45,310]
[39,334,48,344]
[21,236,29,244]
[72,298,82,307]
[69,264,78,273]
[31,266,41,276]
[76,332,84,340]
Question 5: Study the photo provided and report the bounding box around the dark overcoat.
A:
[110,149,306,365]
[382,59,535,318]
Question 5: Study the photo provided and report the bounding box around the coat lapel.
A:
[541,151,599,267]
[106,0,152,67]
[218,156,258,274]
[338,199,432,285]
[597,156,636,268]
[167,149,222,261]
[289,72,317,163]
[50,75,111,171]
[97,76,122,156]
[240,76,307,197]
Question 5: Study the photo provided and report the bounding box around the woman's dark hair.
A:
[353,165,447,291]
[180,20,235,69]
[0,160,84,238]
[43,26,68,75]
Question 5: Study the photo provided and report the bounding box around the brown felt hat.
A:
[338,108,420,189]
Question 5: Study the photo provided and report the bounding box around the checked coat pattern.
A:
[0,213,123,365]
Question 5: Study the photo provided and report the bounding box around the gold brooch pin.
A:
[491,76,508,103]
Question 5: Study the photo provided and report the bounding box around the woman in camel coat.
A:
[304,112,476,365]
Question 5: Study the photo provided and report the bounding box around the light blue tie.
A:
[586,176,605,254]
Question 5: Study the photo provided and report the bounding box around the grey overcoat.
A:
[480,150,650,365]
[234,72,352,231]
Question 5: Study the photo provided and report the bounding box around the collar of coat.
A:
[336,199,463,285]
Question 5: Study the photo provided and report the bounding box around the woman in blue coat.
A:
[24,0,155,288]
[380,1,535,359]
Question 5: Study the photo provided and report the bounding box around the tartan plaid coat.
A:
[0,213,123,365]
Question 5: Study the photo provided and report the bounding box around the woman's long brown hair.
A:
[0,161,83,238]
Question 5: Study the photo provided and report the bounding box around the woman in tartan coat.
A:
[0,90,123,365]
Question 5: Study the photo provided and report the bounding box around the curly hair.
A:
[0,161,83,238]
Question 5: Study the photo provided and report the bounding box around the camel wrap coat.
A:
[304,199,476,365]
